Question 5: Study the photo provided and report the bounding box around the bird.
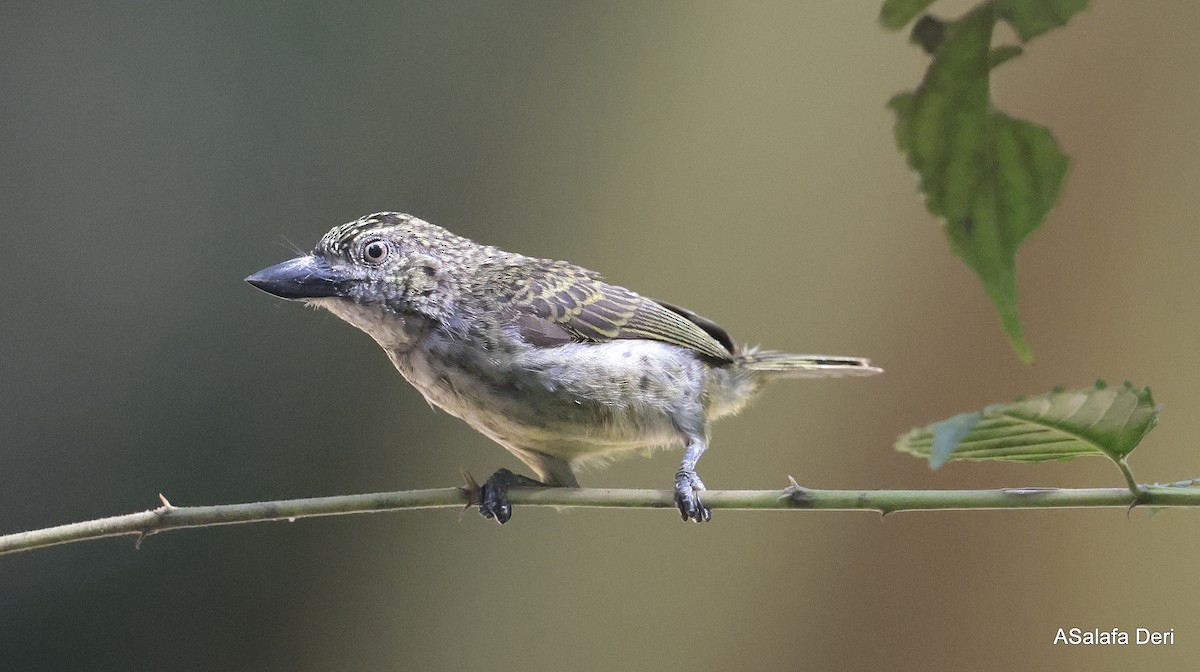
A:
[245,212,881,523]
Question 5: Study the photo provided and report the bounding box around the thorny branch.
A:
[3,477,1199,556]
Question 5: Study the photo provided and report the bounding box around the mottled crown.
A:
[316,212,490,260]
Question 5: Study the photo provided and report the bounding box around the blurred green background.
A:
[3,2,1198,670]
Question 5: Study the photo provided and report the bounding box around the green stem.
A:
[3,481,1200,556]
[1115,457,1147,499]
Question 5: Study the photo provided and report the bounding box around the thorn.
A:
[780,475,805,500]
[460,469,481,509]
[134,532,146,550]
[780,476,814,507]
[1126,501,1136,519]
[158,493,174,508]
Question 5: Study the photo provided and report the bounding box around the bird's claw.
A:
[478,468,549,524]
[479,469,517,524]
[674,470,712,523]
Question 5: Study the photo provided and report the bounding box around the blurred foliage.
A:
[897,381,1160,469]
[883,0,1088,362]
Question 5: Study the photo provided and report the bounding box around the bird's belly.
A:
[390,340,698,459]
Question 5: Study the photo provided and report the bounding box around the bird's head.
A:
[246,212,480,348]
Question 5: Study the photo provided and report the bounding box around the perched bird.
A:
[246,212,881,523]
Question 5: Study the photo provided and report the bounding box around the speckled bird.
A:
[246,212,881,523]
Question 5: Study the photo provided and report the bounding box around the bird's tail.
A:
[736,350,883,379]
[705,348,881,421]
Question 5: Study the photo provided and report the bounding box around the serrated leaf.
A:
[929,411,984,468]
[889,6,1070,362]
[880,0,939,30]
[896,383,1161,468]
[996,0,1090,42]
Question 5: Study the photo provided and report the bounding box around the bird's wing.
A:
[499,262,736,363]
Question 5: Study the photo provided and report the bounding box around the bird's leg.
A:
[480,451,578,525]
[479,450,578,524]
[674,439,712,523]
[479,468,552,524]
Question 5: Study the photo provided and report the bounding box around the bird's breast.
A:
[388,337,707,458]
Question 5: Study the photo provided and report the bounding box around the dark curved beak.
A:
[245,255,349,300]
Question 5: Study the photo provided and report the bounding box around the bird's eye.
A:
[362,240,389,264]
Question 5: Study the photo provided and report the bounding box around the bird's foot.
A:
[479,468,547,524]
[674,469,712,523]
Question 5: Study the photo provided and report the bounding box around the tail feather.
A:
[737,350,882,378]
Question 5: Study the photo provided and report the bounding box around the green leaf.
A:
[880,0,939,30]
[910,15,947,55]
[896,382,1161,468]
[988,45,1023,69]
[889,6,1070,362]
[881,0,1091,39]
[996,0,1090,42]
[929,411,984,468]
